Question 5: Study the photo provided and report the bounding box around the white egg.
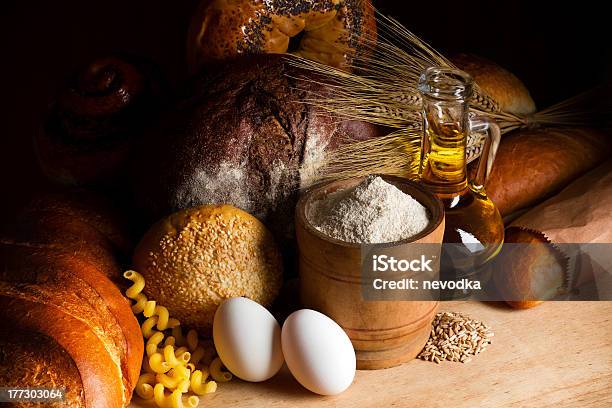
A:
[282,309,356,395]
[213,297,284,382]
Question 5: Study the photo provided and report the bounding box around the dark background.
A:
[1,0,610,225]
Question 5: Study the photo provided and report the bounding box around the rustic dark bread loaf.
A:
[131,54,384,244]
[484,128,611,216]
[0,191,142,407]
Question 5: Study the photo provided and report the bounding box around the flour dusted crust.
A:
[187,0,376,72]
[131,54,384,246]
[133,204,283,335]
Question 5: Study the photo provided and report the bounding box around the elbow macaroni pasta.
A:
[186,395,199,408]
[136,373,156,400]
[187,330,198,351]
[163,345,191,368]
[156,371,186,391]
[174,346,190,359]
[143,300,179,331]
[149,352,171,374]
[209,357,233,382]
[189,346,205,366]
[153,383,199,408]
[167,318,181,329]
[143,300,156,317]
[171,326,186,347]
[177,379,191,394]
[124,269,227,407]
[172,364,191,380]
[154,306,170,331]
[190,370,217,395]
[164,336,176,347]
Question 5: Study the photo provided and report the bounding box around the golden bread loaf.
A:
[451,53,536,115]
[133,204,283,335]
[0,191,143,407]
[0,329,86,406]
[483,128,610,216]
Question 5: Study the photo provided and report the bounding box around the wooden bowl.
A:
[295,175,445,370]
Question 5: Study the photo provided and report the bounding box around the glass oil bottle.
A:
[418,67,504,296]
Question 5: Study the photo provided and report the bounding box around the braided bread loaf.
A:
[37,56,165,186]
[0,191,143,408]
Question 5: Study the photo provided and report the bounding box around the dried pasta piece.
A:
[172,325,186,347]
[124,270,145,299]
[142,316,159,338]
[136,373,156,400]
[167,318,181,329]
[189,346,205,366]
[154,383,199,408]
[154,306,170,330]
[172,364,191,380]
[153,384,173,408]
[144,300,157,317]
[149,352,171,374]
[186,395,199,408]
[209,357,232,382]
[147,331,165,357]
[174,347,189,359]
[156,372,183,390]
[131,292,148,314]
[187,329,198,351]
[177,379,191,394]
[190,369,217,395]
[164,345,190,368]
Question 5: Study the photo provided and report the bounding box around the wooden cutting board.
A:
[130,301,612,408]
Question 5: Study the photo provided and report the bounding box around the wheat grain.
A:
[418,312,493,363]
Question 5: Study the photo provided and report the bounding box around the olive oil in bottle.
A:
[418,67,504,282]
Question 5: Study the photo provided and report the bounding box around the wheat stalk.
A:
[288,7,605,187]
[289,11,528,132]
[308,129,421,185]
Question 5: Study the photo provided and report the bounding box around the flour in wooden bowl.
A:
[308,176,430,244]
